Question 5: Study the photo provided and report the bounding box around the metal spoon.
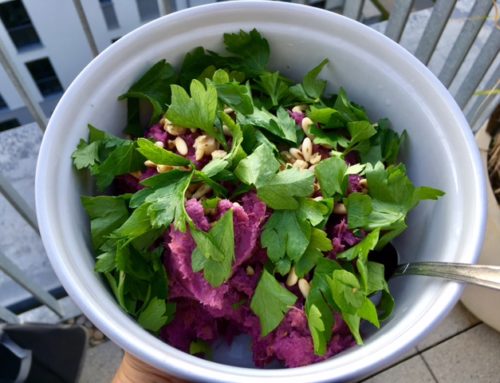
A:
[369,243,500,290]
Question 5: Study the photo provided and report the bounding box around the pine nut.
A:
[156,164,173,173]
[309,152,322,165]
[224,107,234,114]
[211,150,227,159]
[301,117,313,133]
[189,128,197,133]
[192,184,212,199]
[246,265,255,276]
[292,104,307,113]
[308,164,316,172]
[222,124,232,136]
[286,267,298,287]
[313,196,323,201]
[165,123,187,136]
[280,151,294,162]
[290,148,304,160]
[144,160,156,168]
[130,171,142,179]
[195,148,205,161]
[359,178,368,187]
[293,159,309,170]
[298,278,311,298]
[167,140,176,150]
[334,203,347,215]
[302,137,313,161]
[154,141,164,148]
[174,137,188,156]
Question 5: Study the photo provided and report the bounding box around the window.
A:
[0,94,6,109]
[0,118,20,132]
[0,0,41,50]
[99,0,119,30]
[26,58,63,97]
[136,0,160,21]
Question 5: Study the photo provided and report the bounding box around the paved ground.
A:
[77,302,500,383]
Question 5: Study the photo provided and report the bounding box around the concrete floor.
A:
[78,302,500,383]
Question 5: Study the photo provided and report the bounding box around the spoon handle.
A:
[394,262,500,290]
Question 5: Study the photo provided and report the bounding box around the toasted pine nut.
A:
[190,128,197,133]
[130,171,142,179]
[156,164,173,173]
[359,178,368,187]
[174,137,188,156]
[167,140,176,150]
[308,164,316,172]
[222,124,232,136]
[154,141,164,148]
[301,117,313,133]
[302,137,313,161]
[194,148,204,161]
[313,196,323,201]
[211,150,227,159]
[293,159,309,170]
[292,104,307,113]
[298,279,311,298]
[192,184,212,199]
[334,203,347,215]
[165,123,187,136]
[224,107,234,114]
[246,265,255,276]
[286,267,298,287]
[290,148,304,160]
[309,152,322,165]
[144,160,156,168]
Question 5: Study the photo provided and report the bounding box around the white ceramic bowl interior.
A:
[35,2,486,382]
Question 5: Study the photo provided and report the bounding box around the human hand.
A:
[112,352,191,383]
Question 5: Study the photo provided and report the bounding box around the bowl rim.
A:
[35,1,487,382]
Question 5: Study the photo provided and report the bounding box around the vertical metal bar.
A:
[454,28,500,109]
[0,42,48,131]
[343,0,365,21]
[0,305,20,323]
[0,173,38,233]
[160,0,176,14]
[438,0,493,87]
[384,0,414,42]
[466,67,500,132]
[73,0,99,57]
[414,0,457,65]
[0,251,63,317]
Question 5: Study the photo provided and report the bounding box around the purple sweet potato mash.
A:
[160,193,355,368]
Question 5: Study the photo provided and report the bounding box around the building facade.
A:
[0,0,211,131]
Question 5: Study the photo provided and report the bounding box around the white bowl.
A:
[35,2,486,382]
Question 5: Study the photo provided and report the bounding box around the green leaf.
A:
[189,340,213,358]
[72,140,99,170]
[359,120,405,165]
[257,168,315,210]
[81,195,130,249]
[336,229,379,262]
[261,210,311,264]
[296,198,332,227]
[223,29,270,76]
[342,312,362,344]
[257,71,290,107]
[307,304,327,355]
[289,59,329,102]
[191,209,235,287]
[308,106,345,129]
[334,88,369,122]
[119,60,177,134]
[94,141,145,191]
[314,156,348,197]
[213,80,254,115]
[144,171,193,231]
[345,120,377,153]
[166,80,220,140]
[250,270,297,336]
[329,270,365,314]
[112,203,153,242]
[234,144,279,186]
[136,138,191,166]
[137,297,170,332]
[94,252,116,273]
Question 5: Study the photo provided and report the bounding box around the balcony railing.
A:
[0,0,498,324]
